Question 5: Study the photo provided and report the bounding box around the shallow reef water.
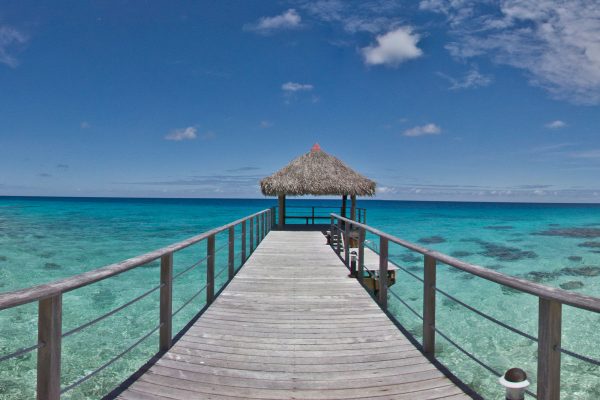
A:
[1,198,600,399]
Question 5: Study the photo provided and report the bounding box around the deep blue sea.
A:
[1,197,599,399]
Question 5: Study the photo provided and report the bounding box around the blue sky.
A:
[1,1,600,202]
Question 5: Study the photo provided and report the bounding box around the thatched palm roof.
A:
[260,144,376,196]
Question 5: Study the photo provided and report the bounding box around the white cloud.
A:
[0,26,27,68]
[421,0,600,104]
[570,149,600,159]
[259,120,273,128]
[80,121,91,129]
[545,120,566,129]
[282,82,314,92]
[403,123,442,137]
[376,186,397,194]
[437,66,492,90]
[244,9,301,34]
[302,0,402,34]
[361,27,423,67]
[165,126,198,141]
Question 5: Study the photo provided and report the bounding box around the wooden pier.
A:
[116,230,469,399]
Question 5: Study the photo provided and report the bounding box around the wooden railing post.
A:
[37,294,62,400]
[358,228,365,285]
[336,219,342,255]
[255,216,259,247]
[207,234,215,304]
[250,217,254,254]
[537,298,562,400]
[344,222,350,266]
[228,226,235,280]
[241,220,247,262]
[159,253,173,351]
[423,255,436,355]
[330,216,334,237]
[271,207,276,229]
[378,237,388,309]
[257,215,261,245]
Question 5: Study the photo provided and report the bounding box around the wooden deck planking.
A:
[117,230,470,400]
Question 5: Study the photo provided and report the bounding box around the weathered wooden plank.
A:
[155,357,435,381]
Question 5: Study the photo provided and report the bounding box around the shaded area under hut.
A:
[260,144,376,228]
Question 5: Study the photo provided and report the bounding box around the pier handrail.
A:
[330,213,600,400]
[0,209,271,310]
[330,213,600,312]
[0,207,275,400]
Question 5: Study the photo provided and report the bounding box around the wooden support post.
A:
[250,217,254,253]
[312,207,315,225]
[159,253,173,351]
[344,222,350,266]
[256,215,261,245]
[278,195,285,229]
[358,228,365,285]
[336,218,342,255]
[423,255,436,355]
[228,226,235,280]
[537,298,562,400]
[37,294,62,400]
[351,195,356,221]
[341,195,347,218]
[378,237,388,309]
[241,220,247,262]
[207,234,215,304]
[364,209,367,224]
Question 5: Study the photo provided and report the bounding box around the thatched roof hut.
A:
[261,144,376,227]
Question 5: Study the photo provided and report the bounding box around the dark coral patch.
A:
[578,241,600,248]
[0,255,7,262]
[43,262,61,270]
[485,225,514,230]
[560,266,600,277]
[535,228,600,238]
[560,281,584,290]
[568,256,583,262]
[524,271,561,283]
[450,251,473,258]
[399,253,421,263]
[418,236,446,245]
[478,241,537,261]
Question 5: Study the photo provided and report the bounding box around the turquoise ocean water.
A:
[1,197,599,399]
